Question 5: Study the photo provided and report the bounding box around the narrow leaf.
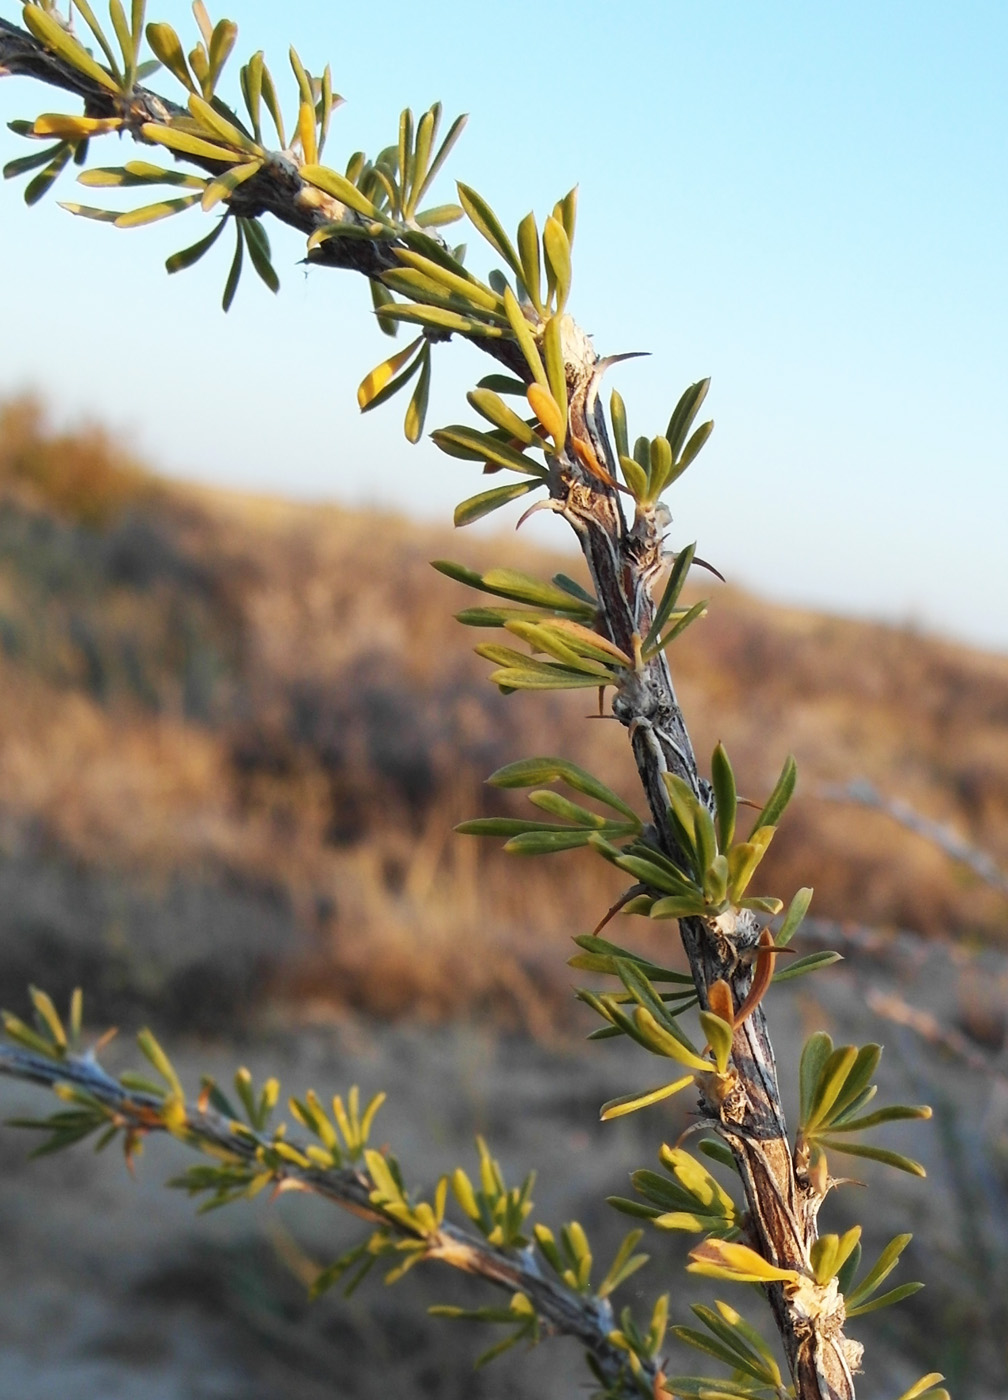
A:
[600,1077,694,1119]
[710,742,737,851]
[453,481,537,526]
[772,950,842,982]
[749,754,798,837]
[165,215,226,272]
[404,343,431,443]
[456,182,523,279]
[222,221,244,311]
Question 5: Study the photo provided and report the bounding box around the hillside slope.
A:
[0,396,1005,1031]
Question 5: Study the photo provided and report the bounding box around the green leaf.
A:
[698,1012,734,1075]
[710,743,737,852]
[553,186,577,246]
[476,373,527,397]
[648,435,674,497]
[136,1027,183,1099]
[666,378,710,460]
[259,59,286,147]
[828,1043,883,1123]
[76,0,125,81]
[845,1281,924,1318]
[222,221,244,311]
[392,248,501,312]
[24,6,121,94]
[697,1138,737,1171]
[633,1008,710,1071]
[541,315,568,426]
[466,388,538,445]
[4,142,65,181]
[28,987,66,1051]
[453,481,538,526]
[23,144,73,205]
[642,598,708,659]
[827,1103,931,1133]
[799,1032,834,1128]
[618,452,648,499]
[406,105,435,215]
[140,122,236,164]
[207,19,238,96]
[454,606,540,627]
[166,215,227,273]
[542,214,571,312]
[672,1326,771,1385]
[78,161,205,189]
[416,114,467,205]
[108,193,201,227]
[894,1375,947,1400]
[570,933,692,983]
[504,829,598,854]
[201,159,260,212]
[189,94,259,155]
[403,343,431,443]
[772,950,842,983]
[552,574,597,606]
[456,182,523,281]
[527,791,612,827]
[811,1227,861,1286]
[289,45,314,109]
[775,885,813,946]
[377,302,503,338]
[676,418,714,477]
[485,662,608,692]
[722,831,771,900]
[438,564,596,615]
[516,211,542,314]
[241,217,280,293]
[613,853,700,901]
[240,50,265,143]
[817,1138,926,1176]
[2,1012,58,1057]
[456,814,586,839]
[804,1044,859,1133]
[300,163,378,218]
[502,287,547,387]
[503,620,611,676]
[598,1230,648,1298]
[609,389,629,460]
[748,754,797,837]
[144,22,196,92]
[357,337,424,410]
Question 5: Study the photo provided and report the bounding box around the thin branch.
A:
[0,1040,658,1398]
[818,778,1008,898]
[0,14,527,373]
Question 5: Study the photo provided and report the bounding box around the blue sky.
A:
[1,1,1006,650]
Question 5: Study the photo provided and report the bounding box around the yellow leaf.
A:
[357,337,423,409]
[688,1238,800,1285]
[33,114,123,139]
[526,382,566,444]
[297,101,318,167]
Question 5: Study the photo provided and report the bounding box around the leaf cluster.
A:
[798,1033,932,1180]
[610,378,713,510]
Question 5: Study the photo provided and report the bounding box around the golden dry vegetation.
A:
[0,396,1005,1033]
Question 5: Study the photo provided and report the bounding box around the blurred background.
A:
[0,1,1007,1397]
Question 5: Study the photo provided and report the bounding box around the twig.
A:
[819,779,1008,898]
[0,1040,656,1397]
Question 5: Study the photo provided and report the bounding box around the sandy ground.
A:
[2,932,1007,1400]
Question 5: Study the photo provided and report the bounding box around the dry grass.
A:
[0,396,1005,1029]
